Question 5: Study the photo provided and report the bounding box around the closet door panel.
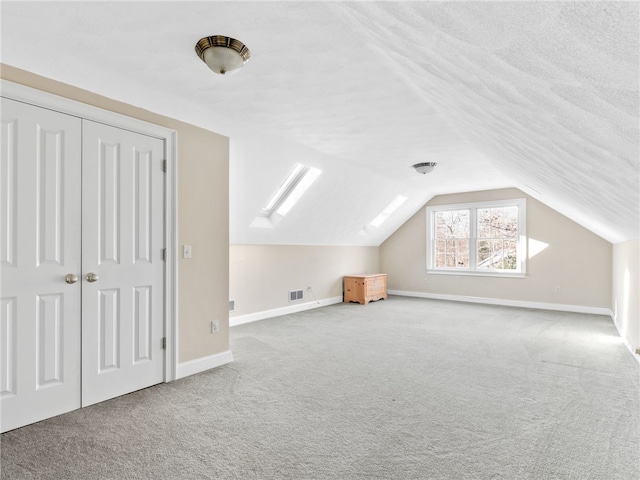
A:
[0,98,82,433]
[81,120,165,407]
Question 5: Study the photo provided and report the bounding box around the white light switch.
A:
[183,245,192,259]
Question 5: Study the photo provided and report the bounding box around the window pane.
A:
[435,212,450,238]
[478,206,518,240]
[503,240,517,270]
[435,210,469,239]
[445,253,456,267]
[478,239,499,269]
[478,209,491,238]
[433,210,469,268]
[446,239,456,265]
[477,239,519,270]
[454,211,469,237]
[455,239,469,267]
[435,238,469,269]
[497,207,518,238]
[477,239,490,265]
[436,212,447,234]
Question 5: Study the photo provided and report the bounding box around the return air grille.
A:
[289,290,304,302]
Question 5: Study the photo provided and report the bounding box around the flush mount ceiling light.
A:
[412,162,437,174]
[195,35,250,75]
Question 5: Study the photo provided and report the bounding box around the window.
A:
[427,199,526,276]
[250,163,321,228]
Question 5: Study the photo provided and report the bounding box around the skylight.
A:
[251,163,322,228]
[261,163,305,215]
[276,167,321,216]
[369,195,407,228]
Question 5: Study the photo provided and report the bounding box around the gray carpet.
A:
[1,296,639,479]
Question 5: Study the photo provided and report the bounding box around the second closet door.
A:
[81,120,165,407]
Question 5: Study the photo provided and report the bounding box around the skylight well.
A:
[276,167,321,216]
[369,195,407,228]
[251,163,321,228]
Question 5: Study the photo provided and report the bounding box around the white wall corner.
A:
[610,310,640,364]
[230,296,343,327]
[176,350,234,379]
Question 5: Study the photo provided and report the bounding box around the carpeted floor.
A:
[1,296,639,479]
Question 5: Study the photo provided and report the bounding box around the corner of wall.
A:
[612,239,640,356]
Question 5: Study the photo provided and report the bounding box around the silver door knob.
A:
[86,272,99,283]
[65,273,79,284]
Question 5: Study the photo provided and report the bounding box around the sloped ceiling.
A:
[2,2,638,245]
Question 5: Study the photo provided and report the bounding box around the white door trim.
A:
[1,80,178,382]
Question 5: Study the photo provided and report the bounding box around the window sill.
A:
[427,269,526,279]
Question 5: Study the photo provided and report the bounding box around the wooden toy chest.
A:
[343,274,387,305]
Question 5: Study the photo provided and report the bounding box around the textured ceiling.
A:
[1,2,638,245]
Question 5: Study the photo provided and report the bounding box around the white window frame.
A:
[426,198,527,278]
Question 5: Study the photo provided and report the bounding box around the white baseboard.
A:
[388,290,613,316]
[176,350,234,380]
[230,296,343,327]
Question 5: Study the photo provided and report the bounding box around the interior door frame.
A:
[1,79,178,382]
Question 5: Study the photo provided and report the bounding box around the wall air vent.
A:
[289,290,304,303]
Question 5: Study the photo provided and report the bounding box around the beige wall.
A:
[612,240,640,352]
[1,65,230,363]
[230,245,379,317]
[381,188,612,308]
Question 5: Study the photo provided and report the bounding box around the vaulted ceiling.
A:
[2,2,638,245]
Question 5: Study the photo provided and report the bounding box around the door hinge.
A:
[162,159,167,172]
[162,337,166,350]
[162,248,167,261]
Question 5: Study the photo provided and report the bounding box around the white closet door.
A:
[81,120,165,407]
[0,98,82,432]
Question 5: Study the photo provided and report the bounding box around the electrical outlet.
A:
[307,285,313,291]
[554,286,560,294]
[211,320,219,334]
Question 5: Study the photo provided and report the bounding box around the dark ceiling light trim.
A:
[412,162,437,174]
[195,35,250,75]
